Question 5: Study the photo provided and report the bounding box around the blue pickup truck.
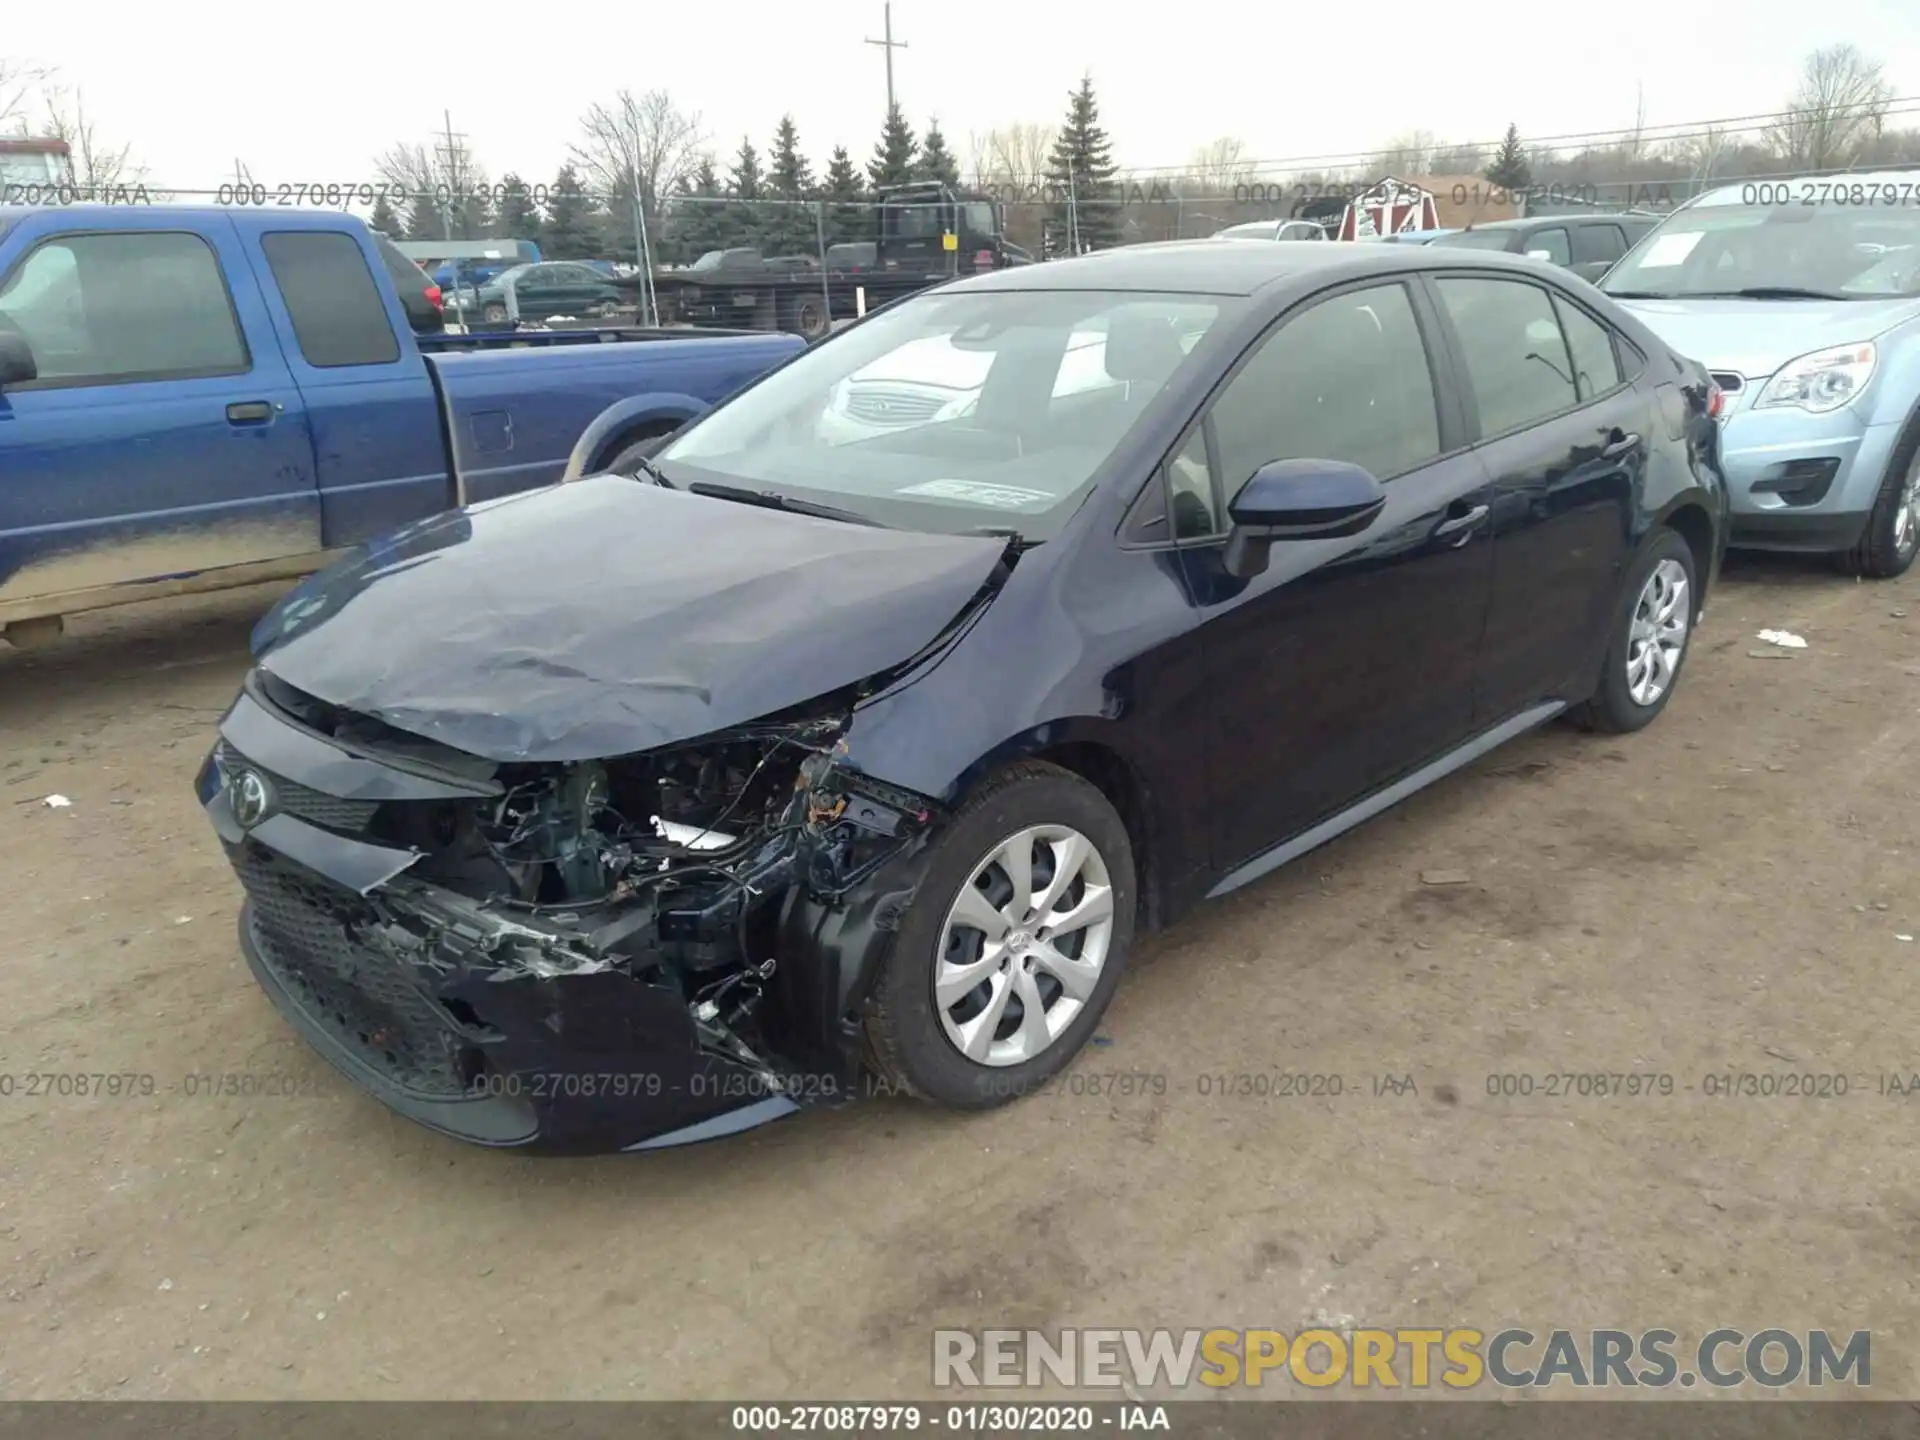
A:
[0,205,803,641]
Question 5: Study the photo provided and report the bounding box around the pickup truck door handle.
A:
[1600,428,1640,459]
[226,400,274,425]
[1433,502,1489,544]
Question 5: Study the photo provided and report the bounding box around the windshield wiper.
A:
[621,453,674,487]
[1600,289,1673,299]
[686,480,882,528]
[1691,286,1853,301]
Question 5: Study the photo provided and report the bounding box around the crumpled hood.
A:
[1613,295,1920,380]
[252,475,1009,762]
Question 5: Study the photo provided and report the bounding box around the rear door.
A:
[1423,272,1648,715]
[0,210,319,609]
[1173,278,1499,871]
[244,220,449,546]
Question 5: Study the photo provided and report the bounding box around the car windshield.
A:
[657,287,1233,538]
[1601,198,1920,299]
[689,250,729,271]
[1429,229,1519,251]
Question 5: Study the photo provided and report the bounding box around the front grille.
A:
[844,384,950,425]
[216,742,379,833]
[237,845,468,1096]
[1709,371,1745,394]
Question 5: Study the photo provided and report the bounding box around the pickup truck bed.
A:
[0,207,803,632]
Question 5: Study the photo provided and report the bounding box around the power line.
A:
[1104,93,1920,179]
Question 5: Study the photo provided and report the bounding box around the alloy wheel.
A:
[935,825,1116,1067]
[1626,557,1690,707]
[1894,453,1920,558]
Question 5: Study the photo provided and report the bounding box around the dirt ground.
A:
[2,556,1917,1401]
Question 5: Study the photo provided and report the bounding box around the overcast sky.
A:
[10,0,1920,192]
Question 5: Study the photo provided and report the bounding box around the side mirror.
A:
[0,331,36,390]
[1222,459,1386,579]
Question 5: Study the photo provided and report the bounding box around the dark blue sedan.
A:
[199,239,1728,1153]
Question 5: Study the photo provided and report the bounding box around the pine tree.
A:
[456,186,494,241]
[725,137,765,250]
[495,173,542,241]
[866,105,918,192]
[670,155,726,261]
[368,193,401,238]
[765,115,817,256]
[822,145,866,247]
[1046,74,1120,251]
[541,163,596,259]
[1485,123,1531,191]
[404,186,443,242]
[917,120,962,188]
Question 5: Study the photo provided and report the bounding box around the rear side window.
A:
[0,230,248,386]
[260,231,400,368]
[1210,281,1441,487]
[1436,277,1577,436]
[1552,295,1623,400]
[1571,223,1627,266]
[1523,227,1571,265]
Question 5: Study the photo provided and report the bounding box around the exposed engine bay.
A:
[310,699,941,1074]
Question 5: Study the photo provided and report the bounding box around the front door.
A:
[0,215,318,612]
[1176,278,1499,873]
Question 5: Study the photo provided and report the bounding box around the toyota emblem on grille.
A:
[230,768,273,829]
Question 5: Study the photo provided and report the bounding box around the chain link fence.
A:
[0,172,1766,340]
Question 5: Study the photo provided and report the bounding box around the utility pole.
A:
[434,108,468,242]
[864,2,907,116]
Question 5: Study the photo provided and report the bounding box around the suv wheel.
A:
[864,761,1136,1108]
[1837,430,1920,580]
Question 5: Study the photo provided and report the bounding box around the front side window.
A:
[658,287,1234,538]
[1208,282,1441,492]
[1435,277,1578,436]
[0,231,248,385]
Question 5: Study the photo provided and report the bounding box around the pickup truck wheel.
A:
[863,761,1136,1109]
[602,424,682,476]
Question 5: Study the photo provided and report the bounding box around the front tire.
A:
[1573,528,1698,734]
[864,761,1136,1108]
[1835,428,1920,580]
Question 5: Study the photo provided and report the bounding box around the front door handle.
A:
[1600,428,1640,459]
[1433,502,1489,543]
[226,400,274,425]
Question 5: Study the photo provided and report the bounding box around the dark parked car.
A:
[1429,214,1661,282]
[451,261,626,323]
[198,241,1727,1153]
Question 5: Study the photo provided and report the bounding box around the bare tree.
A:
[572,88,706,221]
[1667,123,1731,184]
[41,85,141,193]
[1376,129,1438,176]
[1,57,47,136]
[1186,137,1252,193]
[1764,44,1894,169]
[376,135,493,238]
[1429,142,1488,176]
[968,122,1055,193]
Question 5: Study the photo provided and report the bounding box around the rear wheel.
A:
[481,302,509,324]
[864,761,1136,1108]
[1835,427,1920,579]
[786,294,831,341]
[1572,529,1697,734]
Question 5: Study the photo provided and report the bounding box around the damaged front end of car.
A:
[198,667,952,1154]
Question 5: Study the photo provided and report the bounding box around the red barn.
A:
[1334,177,1441,240]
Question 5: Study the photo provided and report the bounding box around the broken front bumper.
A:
[197,693,829,1155]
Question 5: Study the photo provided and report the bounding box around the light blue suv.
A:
[1600,172,1920,577]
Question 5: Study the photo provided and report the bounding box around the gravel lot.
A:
[2,557,1917,1400]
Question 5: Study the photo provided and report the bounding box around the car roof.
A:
[950,238,1573,296]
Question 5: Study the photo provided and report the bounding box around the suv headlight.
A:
[1754,342,1877,414]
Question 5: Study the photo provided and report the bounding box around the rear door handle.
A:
[1600,429,1640,459]
[226,400,274,425]
[1433,502,1489,542]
